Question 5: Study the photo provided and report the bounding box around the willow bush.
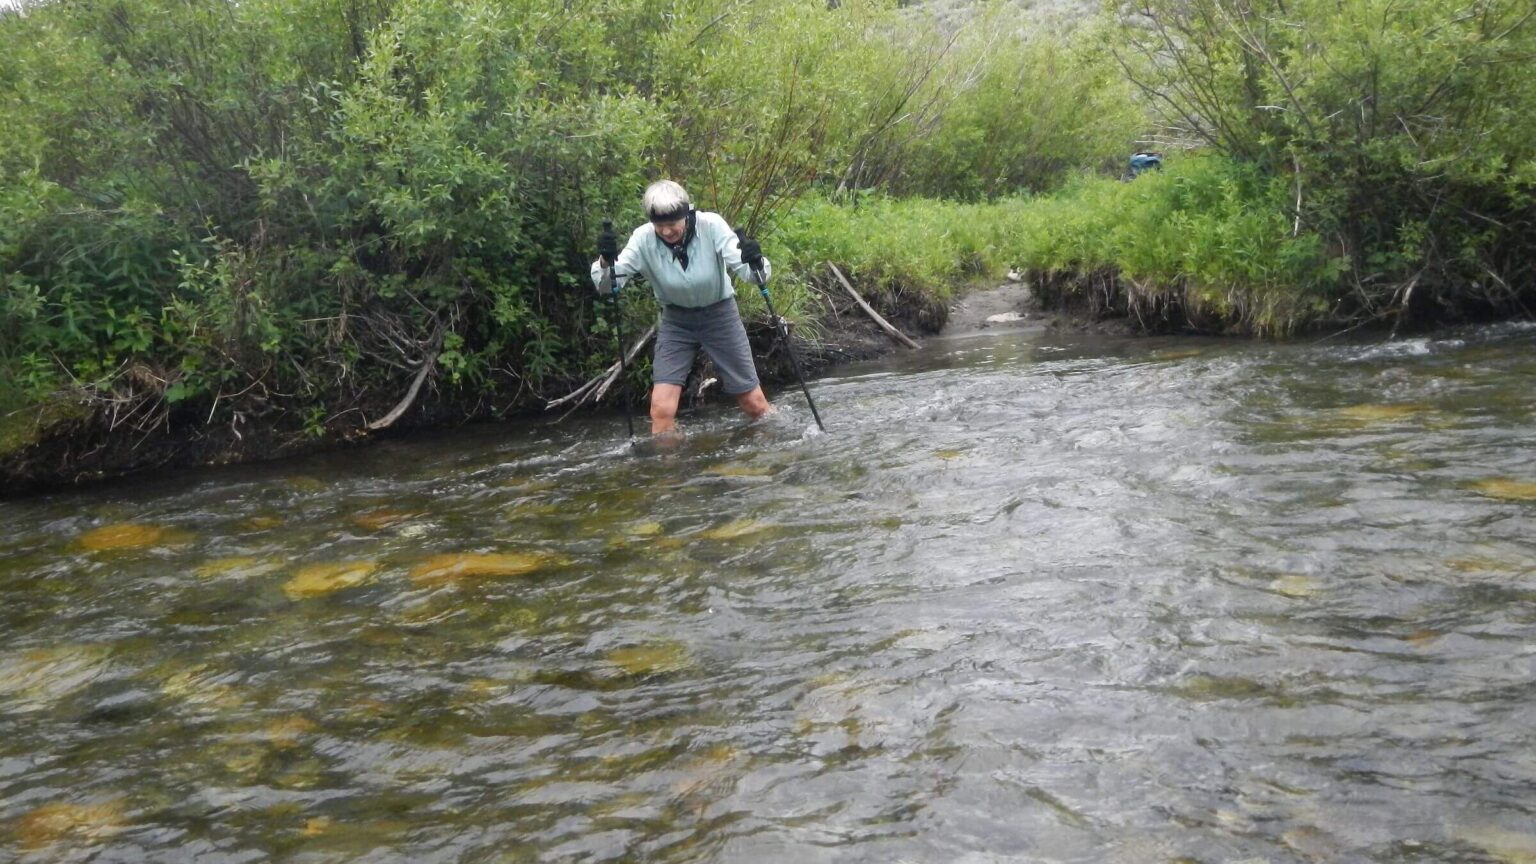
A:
[893,14,1142,199]
[1116,0,1536,326]
[39,0,1536,478]
[0,0,666,447]
[1004,156,1339,334]
[2,0,1145,465]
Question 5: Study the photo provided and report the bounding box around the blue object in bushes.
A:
[1129,152,1163,178]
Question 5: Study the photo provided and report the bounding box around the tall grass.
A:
[768,156,1339,336]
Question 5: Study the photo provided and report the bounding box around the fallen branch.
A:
[1388,271,1423,340]
[546,326,656,414]
[825,262,920,349]
[366,353,436,431]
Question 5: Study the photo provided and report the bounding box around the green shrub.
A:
[1006,156,1341,334]
[1117,0,1536,321]
[774,194,1018,302]
[897,13,1142,199]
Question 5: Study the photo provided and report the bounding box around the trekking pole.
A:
[599,219,635,439]
[751,266,826,432]
[607,276,635,439]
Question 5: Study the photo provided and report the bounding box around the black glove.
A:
[597,220,619,265]
[737,233,763,271]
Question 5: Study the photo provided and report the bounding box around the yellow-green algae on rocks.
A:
[0,644,114,712]
[605,641,694,677]
[263,715,320,750]
[1269,574,1321,598]
[1469,478,1536,501]
[603,520,665,552]
[1333,403,1429,424]
[350,507,422,532]
[195,556,282,580]
[408,551,566,587]
[697,519,773,541]
[159,663,247,710]
[12,799,127,850]
[282,561,381,599]
[701,463,774,477]
[1452,823,1536,864]
[74,522,192,552]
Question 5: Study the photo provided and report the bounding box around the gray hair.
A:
[643,180,690,222]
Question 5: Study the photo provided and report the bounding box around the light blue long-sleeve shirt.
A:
[590,210,771,308]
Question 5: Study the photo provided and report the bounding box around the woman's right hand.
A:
[598,220,619,267]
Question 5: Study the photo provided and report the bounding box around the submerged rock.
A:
[702,463,774,478]
[605,641,693,676]
[159,664,246,710]
[302,816,333,838]
[408,551,565,587]
[14,800,127,850]
[0,644,114,712]
[697,519,772,541]
[1334,403,1427,424]
[604,520,667,552]
[1453,824,1536,863]
[350,507,420,532]
[283,476,327,493]
[1470,478,1536,501]
[264,715,320,750]
[1269,574,1321,598]
[283,561,381,599]
[75,522,190,552]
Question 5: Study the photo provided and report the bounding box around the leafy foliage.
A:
[1007,156,1339,334]
[4,0,1533,477]
[1,0,1138,448]
[1116,0,1536,323]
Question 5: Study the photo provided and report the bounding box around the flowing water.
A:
[3,322,1535,862]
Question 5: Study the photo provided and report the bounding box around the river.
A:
[2,321,1534,862]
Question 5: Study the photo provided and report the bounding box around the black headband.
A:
[648,205,691,224]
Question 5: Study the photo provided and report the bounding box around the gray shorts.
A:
[653,297,760,395]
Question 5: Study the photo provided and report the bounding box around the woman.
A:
[592,180,773,438]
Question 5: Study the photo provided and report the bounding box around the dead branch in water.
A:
[365,352,437,431]
[825,263,920,350]
[546,326,656,415]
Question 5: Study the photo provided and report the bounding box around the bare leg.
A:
[650,383,684,437]
[735,386,773,421]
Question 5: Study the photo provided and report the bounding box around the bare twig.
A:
[546,326,657,414]
[1389,270,1422,338]
[825,263,920,350]
[365,352,437,431]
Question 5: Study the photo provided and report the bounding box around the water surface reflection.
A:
[3,323,1534,862]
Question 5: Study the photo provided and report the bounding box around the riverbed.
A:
[2,321,1534,862]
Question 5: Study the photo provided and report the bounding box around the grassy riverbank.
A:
[4,0,1534,490]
